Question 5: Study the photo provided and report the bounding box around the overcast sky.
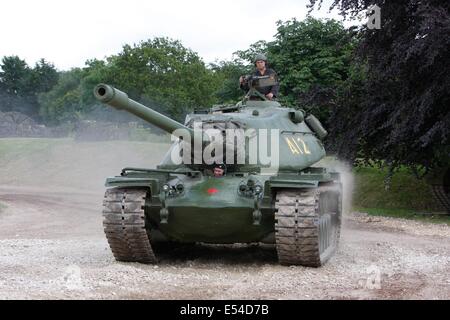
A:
[0,0,359,70]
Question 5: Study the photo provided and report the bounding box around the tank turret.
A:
[95,83,329,173]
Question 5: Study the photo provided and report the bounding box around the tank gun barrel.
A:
[94,84,200,140]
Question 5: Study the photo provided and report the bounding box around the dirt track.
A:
[0,184,449,300]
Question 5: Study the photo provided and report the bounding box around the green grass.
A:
[353,166,448,224]
[0,137,68,154]
[353,206,450,225]
[0,137,171,189]
[0,138,70,163]
[353,166,443,211]
[0,137,169,163]
[127,128,171,143]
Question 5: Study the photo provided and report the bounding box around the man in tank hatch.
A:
[239,53,279,100]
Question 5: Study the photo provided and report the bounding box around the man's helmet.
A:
[254,53,267,63]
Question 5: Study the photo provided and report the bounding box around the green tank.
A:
[94,78,343,267]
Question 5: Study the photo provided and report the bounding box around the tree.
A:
[233,40,269,64]
[30,59,59,94]
[0,89,34,114]
[309,0,450,172]
[40,37,221,125]
[228,18,356,123]
[210,59,250,103]
[88,38,219,120]
[0,56,32,96]
[38,69,84,125]
[268,17,356,122]
[0,56,58,119]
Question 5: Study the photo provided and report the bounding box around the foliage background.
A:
[1,2,448,176]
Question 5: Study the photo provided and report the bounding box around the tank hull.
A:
[105,168,340,244]
[155,206,273,243]
[151,176,272,243]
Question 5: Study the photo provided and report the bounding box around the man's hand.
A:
[265,92,274,100]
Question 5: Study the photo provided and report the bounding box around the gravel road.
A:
[0,185,448,300]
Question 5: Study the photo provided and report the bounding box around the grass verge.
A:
[353,166,449,225]
[353,166,443,210]
[353,206,450,225]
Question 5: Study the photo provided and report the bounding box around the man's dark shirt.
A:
[240,68,279,97]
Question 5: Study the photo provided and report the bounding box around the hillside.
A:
[0,138,447,224]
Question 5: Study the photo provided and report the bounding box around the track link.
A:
[274,185,341,267]
[102,188,156,263]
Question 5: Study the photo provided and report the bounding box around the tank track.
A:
[102,188,156,263]
[274,185,341,267]
[431,185,450,213]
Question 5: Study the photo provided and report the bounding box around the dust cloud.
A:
[314,157,354,215]
[0,138,170,195]
[0,139,355,203]
[334,160,354,215]
[0,137,171,239]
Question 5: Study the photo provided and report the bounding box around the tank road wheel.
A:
[274,185,342,267]
[102,188,157,263]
